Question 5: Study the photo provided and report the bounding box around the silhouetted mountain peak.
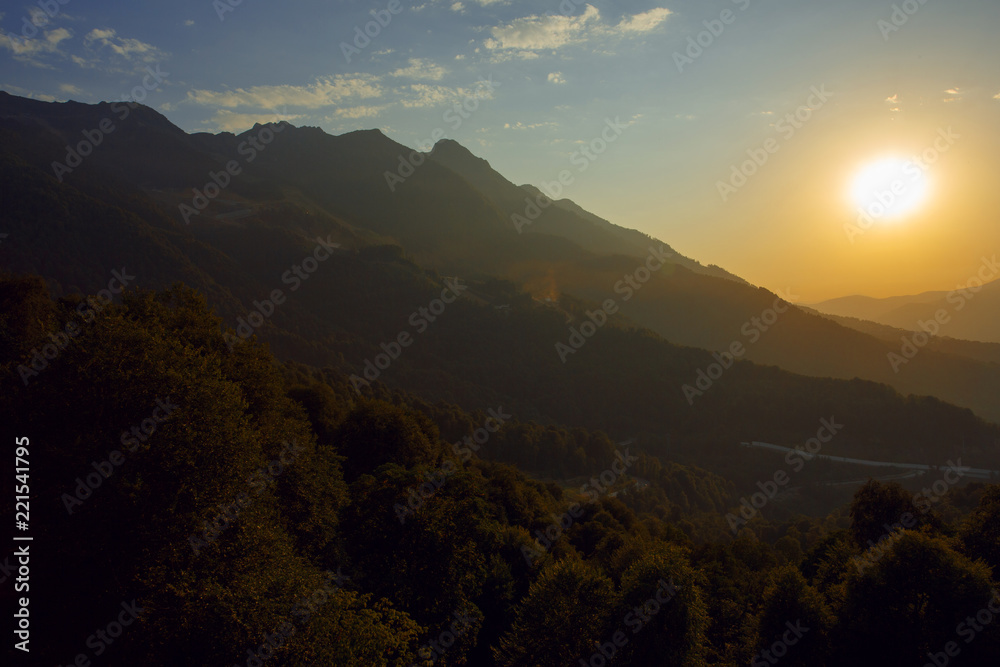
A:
[430,138,492,170]
[250,120,296,132]
[346,127,385,138]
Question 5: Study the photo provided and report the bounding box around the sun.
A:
[850,156,931,222]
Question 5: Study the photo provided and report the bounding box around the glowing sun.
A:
[850,156,931,222]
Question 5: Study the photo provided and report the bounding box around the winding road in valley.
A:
[739,441,1000,482]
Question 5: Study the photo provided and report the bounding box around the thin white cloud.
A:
[503,121,557,131]
[83,28,166,63]
[399,83,471,108]
[27,7,61,30]
[390,58,447,81]
[485,5,601,51]
[0,27,72,67]
[547,72,566,84]
[332,105,390,119]
[483,5,671,54]
[614,7,672,34]
[58,83,84,96]
[186,75,383,109]
[70,28,169,72]
[188,71,497,132]
[441,0,509,7]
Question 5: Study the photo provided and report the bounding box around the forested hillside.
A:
[2,92,1000,666]
[2,278,999,666]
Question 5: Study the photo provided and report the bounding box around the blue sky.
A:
[4,0,1000,299]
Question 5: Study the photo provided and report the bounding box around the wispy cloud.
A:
[331,105,390,119]
[84,28,165,61]
[186,75,383,109]
[186,70,495,128]
[484,6,602,51]
[74,28,169,72]
[390,58,447,81]
[483,6,671,55]
[614,8,672,34]
[0,27,72,68]
[398,82,487,108]
[503,120,557,131]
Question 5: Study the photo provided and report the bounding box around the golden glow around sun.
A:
[850,156,931,223]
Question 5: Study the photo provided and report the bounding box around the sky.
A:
[3,0,1000,301]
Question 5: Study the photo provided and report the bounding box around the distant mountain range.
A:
[809,280,1000,344]
[1,91,998,474]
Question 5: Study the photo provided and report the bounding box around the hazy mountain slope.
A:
[4,92,1000,425]
[810,290,947,321]
[427,138,744,283]
[507,246,1000,423]
[810,279,1000,344]
[3,151,998,472]
[800,306,1000,366]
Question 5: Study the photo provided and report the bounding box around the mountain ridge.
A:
[3,91,1000,426]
